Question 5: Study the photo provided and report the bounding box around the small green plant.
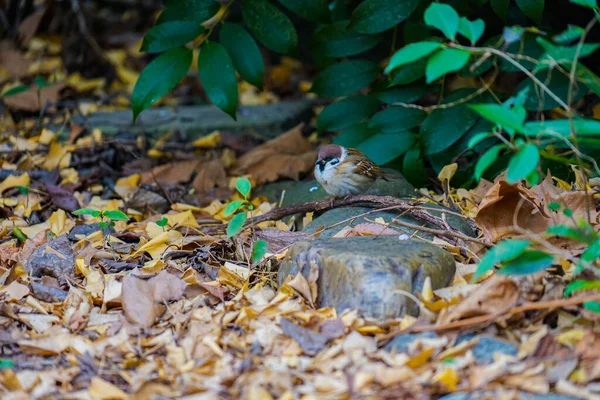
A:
[73,208,129,254]
[156,216,169,231]
[224,177,268,263]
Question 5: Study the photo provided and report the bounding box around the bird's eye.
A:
[330,159,339,166]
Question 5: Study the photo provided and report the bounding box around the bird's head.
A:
[315,144,344,173]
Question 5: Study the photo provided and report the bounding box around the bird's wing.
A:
[346,148,387,180]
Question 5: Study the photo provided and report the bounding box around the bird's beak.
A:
[315,158,325,166]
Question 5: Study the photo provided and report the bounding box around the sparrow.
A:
[314,144,389,197]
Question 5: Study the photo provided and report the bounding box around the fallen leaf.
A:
[192,158,228,193]
[280,318,329,355]
[0,41,31,77]
[4,83,65,112]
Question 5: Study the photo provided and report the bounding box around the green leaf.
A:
[425,48,471,84]
[156,216,169,227]
[565,279,600,296]
[1,85,29,97]
[500,32,544,72]
[310,60,379,98]
[498,249,554,275]
[242,0,298,54]
[472,239,531,282]
[525,118,600,138]
[548,202,561,211]
[317,95,380,132]
[582,238,600,262]
[469,104,526,133]
[278,0,330,23]
[458,18,485,45]
[490,0,510,21]
[553,25,585,45]
[73,208,102,218]
[349,0,420,34]
[535,38,600,72]
[515,0,545,25]
[141,21,204,53]
[517,70,588,111]
[583,301,600,313]
[224,200,245,217]
[236,177,252,198]
[99,221,108,228]
[333,122,378,148]
[198,41,239,120]
[158,0,220,24]
[219,23,264,89]
[570,0,597,8]
[424,3,460,41]
[373,82,430,104]
[356,132,416,165]
[0,359,15,369]
[506,143,539,184]
[132,47,192,122]
[311,21,383,58]
[576,64,600,97]
[389,57,428,86]
[402,146,428,187]
[547,224,597,244]
[35,75,51,88]
[564,208,574,218]
[103,210,129,221]
[468,131,491,149]
[251,239,269,263]
[13,228,27,242]
[420,89,484,155]
[475,144,504,181]
[368,107,427,133]
[227,212,247,237]
[385,42,442,74]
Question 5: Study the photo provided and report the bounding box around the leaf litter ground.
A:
[2,20,600,400]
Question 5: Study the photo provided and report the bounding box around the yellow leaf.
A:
[114,174,140,201]
[19,221,50,238]
[438,163,458,183]
[88,377,128,400]
[192,130,221,149]
[356,325,385,334]
[171,203,204,213]
[556,329,585,348]
[141,259,166,274]
[421,276,434,302]
[0,173,30,194]
[60,168,79,185]
[406,347,435,369]
[166,210,199,229]
[42,142,71,170]
[248,387,273,400]
[39,128,55,145]
[433,368,458,392]
[49,209,74,236]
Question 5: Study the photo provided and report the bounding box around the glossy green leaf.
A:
[0,359,15,369]
[13,228,27,242]
[224,200,245,217]
[389,57,428,86]
[535,37,600,71]
[525,118,600,137]
[141,21,204,53]
[468,131,492,149]
[420,89,484,155]
[103,210,129,221]
[73,208,102,218]
[156,217,169,227]
[547,224,597,244]
[475,144,504,181]
[198,41,238,120]
[570,0,597,8]
[576,64,600,97]
[132,47,192,122]
[220,23,264,89]
[368,107,427,133]
[278,0,330,23]
[469,104,527,133]
[317,95,380,132]
[1,85,29,97]
[424,3,459,40]
[548,202,561,211]
[583,301,600,313]
[402,146,428,187]
[553,25,585,45]
[310,60,379,98]
[373,82,430,104]
[499,33,544,72]
[312,21,383,58]
[158,0,220,24]
[385,42,442,74]
[472,239,531,282]
[236,177,252,198]
[506,143,539,184]
[490,0,510,21]
[517,70,587,111]
[35,75,51,88]
[515,0,545,25]
[498,249,554,275]
[227,212,247,237]
[349,0,420,34]
[425,48,471,83]
[458,18,485,45]
[357,132,416,165]
[242,0,298,54]
[333,122,378,148]
[565,279,600,296]
[582,238,600,263]
[251,239,269,263]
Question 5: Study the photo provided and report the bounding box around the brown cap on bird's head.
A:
[317,144,343,161]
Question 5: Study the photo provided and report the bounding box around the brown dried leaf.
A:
[191,158,228,193]
[0,41,31,78]
[231,124,316,184]
[140,159,201,185]
[3,83,65,112]
[437,276,519,325]
[280,318,329,355]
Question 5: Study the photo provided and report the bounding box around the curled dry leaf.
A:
[436,276,519,325]
[231,124,317,184]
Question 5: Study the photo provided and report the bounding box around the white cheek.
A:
[319,164,338,182]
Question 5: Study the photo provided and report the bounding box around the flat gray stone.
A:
[24,235,74,283]
[278,237,455,319]
[66,100,313,141]
[456,334,518,364]
[385,332,438,353]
